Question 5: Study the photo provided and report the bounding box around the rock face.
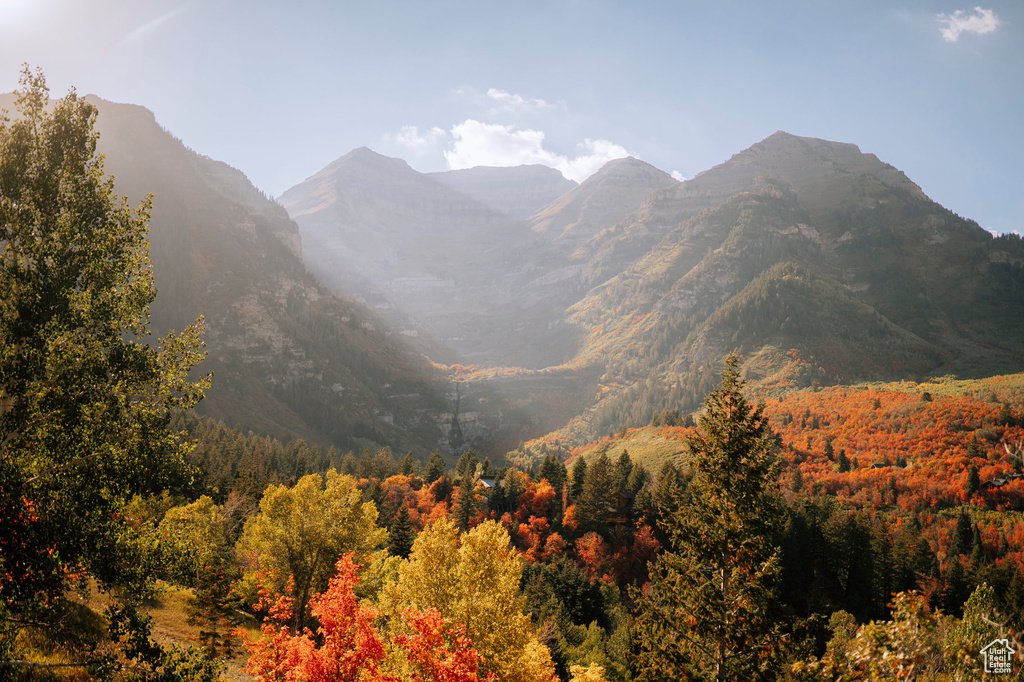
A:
[75,97,451,452]
[429,164,577,220]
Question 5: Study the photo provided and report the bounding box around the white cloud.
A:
[485,88,554,114]
[671,171,687,182]
[443,120,630,182]
[386,125,447,155]
[936,7,1000,42]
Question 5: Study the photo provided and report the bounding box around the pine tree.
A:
[454,470,477,532]
[837,449,850,472]
[951,511,973,557]
[455,450,479,479]
[388,503,416,559]
[539,455,567,494]
[966,465,980,499]
[613,450,633,493]
[426,449,447,484]
[576,451,612,536]
[401,451,417,476]
[633,355,782,681]
[569,457,588,500]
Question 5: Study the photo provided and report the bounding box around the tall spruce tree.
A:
[633,355,782,681]
[454,469,477,532]
[425,449,446,484]
[388,503,416,559]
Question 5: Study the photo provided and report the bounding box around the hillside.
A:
[279,148,579,369]
[547,138,1024,447]
[28,94,456,454]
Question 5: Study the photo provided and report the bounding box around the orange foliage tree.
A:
[240,554,490,682]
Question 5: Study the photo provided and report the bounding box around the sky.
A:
[1,1,1021,234]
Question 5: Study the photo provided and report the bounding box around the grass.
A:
[574,426,690,473]
[9,581,260,682]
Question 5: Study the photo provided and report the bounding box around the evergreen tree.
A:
[539,454,567,494]
[400,451,416,476]
[612,450,633,493]
[570,457,588,500]
[951,511,973,557]
[633,356,782,681]
[790,467,804,493]
[966,465,980,499]
[388,504,416,559]
[836,449,850,473]
[454,470,477,532]
[425,449,446,484]
[653,461,682,516]
[455,449,479,479]
[576,451,612,536]
[626,464,651,496]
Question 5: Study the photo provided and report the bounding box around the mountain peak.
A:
[582,156,676,187]
[530,156,677,243]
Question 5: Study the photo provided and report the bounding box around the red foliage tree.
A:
[239,555,489,682]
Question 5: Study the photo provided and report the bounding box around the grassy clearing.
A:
[9,581,259,682]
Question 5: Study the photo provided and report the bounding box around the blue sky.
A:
[1,1,1020,234]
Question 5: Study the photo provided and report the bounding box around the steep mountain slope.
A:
[70,96,452,453]
[429,164,576,220]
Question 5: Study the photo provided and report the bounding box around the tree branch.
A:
[24,453,103,484]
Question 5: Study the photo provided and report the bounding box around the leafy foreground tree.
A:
[240,553,491,682]
[633,355,782,681]
[235,470,386,631]
[0,67,210,674]
[380,518,557,682]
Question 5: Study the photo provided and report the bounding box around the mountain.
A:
[279,148,581,368]
[429,164,577,220]
[550,138,1024,446]
[530,156,678,247]
[56,96,456,453]
[278,132,1023,454]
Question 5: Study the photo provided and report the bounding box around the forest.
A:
[3,70,1024,681]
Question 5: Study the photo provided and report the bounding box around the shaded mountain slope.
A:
[76,96,451,453]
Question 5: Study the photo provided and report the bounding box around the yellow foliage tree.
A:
[569,663,608,682]
[380,518,556,682]
[235,469,385,630]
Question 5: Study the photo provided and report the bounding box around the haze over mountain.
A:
[429,164,577,220]
[282,132,1024,452]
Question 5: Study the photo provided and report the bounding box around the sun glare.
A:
[0,0,38,24]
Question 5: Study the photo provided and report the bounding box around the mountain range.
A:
[7,90,1021,458]
[282,130,1024,452]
